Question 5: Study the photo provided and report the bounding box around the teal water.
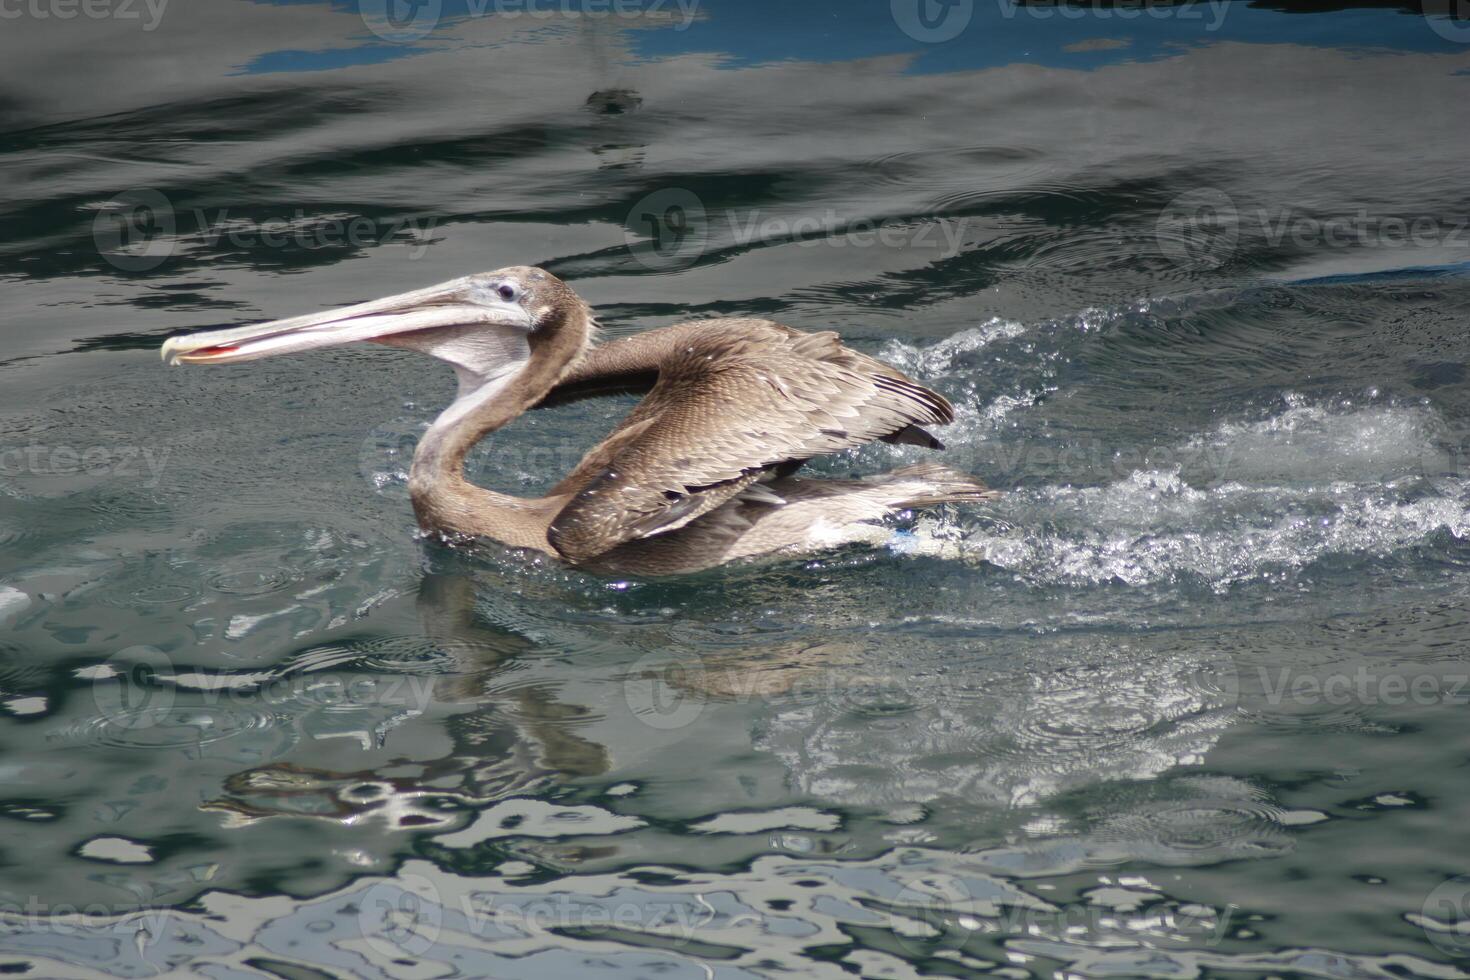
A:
[4,2,1470,976]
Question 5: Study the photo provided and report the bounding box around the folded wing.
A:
[546,320,954,564]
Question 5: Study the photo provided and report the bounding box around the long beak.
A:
[161,276,533,366]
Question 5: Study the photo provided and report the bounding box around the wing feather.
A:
[546,321,953,564]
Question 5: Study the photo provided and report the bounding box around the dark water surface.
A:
[5,1,1470,976]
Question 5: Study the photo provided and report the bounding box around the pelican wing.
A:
[546,320,954,564]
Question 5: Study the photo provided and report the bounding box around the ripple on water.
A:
[0,522,27,548]
[1092,794,1294,866]
[978,657,1232,780]
[86,488,176,531]
[753,650,1234,808]
[204,565,301,597]
[338,635,474,674]
[867,143,1051,200]
[917,466,1470,592]
[0,641,48,696]
[281,635,502,679]
[75,702,294,763]
[96,575,204,609]
[1233,662,1397,735]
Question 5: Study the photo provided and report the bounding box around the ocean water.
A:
[3,1,1470,976]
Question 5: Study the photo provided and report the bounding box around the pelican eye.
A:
[496,283,520,303]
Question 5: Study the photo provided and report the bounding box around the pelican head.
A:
[161,266,590,388]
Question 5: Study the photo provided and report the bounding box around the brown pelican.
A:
[161,267,996,574]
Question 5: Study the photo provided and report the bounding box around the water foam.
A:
[881,323,1468,591]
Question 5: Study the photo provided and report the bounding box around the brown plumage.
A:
[161,266,998,575]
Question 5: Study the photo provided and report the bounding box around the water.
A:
[4,1,1470,976]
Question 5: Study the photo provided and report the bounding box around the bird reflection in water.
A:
[203,571,609,829]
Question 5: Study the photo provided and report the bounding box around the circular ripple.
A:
[83,703,284,753]
[1014,694,1165,753]
[205,566,299,597]
[344,635,475,674]
[982,679,1188,773]
[86,489,175,531]
[1095,797,1293,864]
[1236,701,1391,735]
[98,580,203,609]
[132,583,199,604]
